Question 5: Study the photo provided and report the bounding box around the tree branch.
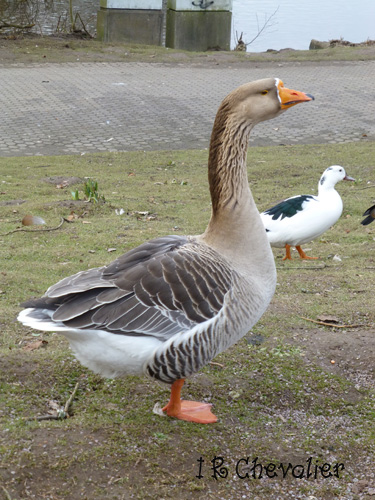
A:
[0,20,35,30]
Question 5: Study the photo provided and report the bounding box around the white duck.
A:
[260,165,354,260]
[18,78,313,424]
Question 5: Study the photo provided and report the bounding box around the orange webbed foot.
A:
[296,245,318,260]
[163,400,217,424]
[162,379,217,424]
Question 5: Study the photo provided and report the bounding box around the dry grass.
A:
[0,34,375,66]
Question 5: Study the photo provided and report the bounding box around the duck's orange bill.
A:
[277,79,314,109]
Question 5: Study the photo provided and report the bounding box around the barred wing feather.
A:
[22,235,232,343]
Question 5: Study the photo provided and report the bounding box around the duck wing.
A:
[361,204,375,225]
[262,194,316,223]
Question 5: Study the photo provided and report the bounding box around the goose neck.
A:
[207,114,254,216]
[201,114,271,267]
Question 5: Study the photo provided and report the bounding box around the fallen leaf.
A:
[107,248,117,253]
[22,340,48,351]
[65,211,77,222]
[152,402,166,417]
[82,221,91,224]
[48,400,61,412]
[317,315,339,324]
[56,180,69,189]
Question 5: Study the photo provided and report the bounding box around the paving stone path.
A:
[0,60,374,157]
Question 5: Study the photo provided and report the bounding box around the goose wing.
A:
[22,235,233,342]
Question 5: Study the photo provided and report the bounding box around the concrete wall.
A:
[97,0,232,51]
[97,0,164,45]
[166,9,231,51]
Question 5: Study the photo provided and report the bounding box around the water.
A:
[31,0,99,34]
[11,0,375,52]
[231,0,375,52]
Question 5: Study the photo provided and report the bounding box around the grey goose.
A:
[18,78,313,423]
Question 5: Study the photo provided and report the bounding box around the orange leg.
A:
[295,245,318,260]
[282,244,293,260]
[162,379,217,424]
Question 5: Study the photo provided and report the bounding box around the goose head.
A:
[223,77,314,126]
[319,165,355,191]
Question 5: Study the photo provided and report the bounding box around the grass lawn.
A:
[1,141,375,499]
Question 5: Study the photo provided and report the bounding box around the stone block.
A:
[166,9,231,51]
[97,0,163,45]
[167,0,232,11]
[309,39,330,50]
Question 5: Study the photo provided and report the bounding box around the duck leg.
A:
[162,379,217,424]
[282,244,293,260]
[295,245,318,260]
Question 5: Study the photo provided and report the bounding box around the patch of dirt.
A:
[0,427,149,500]
[0,199,26,205]
[42,175,82,186]
[299,326,375,390]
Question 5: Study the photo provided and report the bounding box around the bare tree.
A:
[234,6,279,51]
[0,0,93,36]
[0,0,39,31]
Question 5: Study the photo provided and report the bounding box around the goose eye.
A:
[261,90,269,95]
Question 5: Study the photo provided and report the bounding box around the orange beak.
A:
[277,80,314,109]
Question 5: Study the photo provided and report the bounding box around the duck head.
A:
[319,165,355,189]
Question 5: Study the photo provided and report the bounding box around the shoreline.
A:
[1,34,375,67]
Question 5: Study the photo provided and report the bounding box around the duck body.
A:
[260,165,354,260]
[18,78,313,423]
[361,204,375,225]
